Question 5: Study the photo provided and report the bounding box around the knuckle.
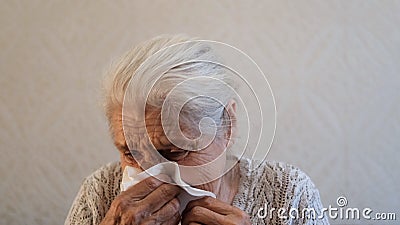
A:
[120,214,130,223]
[202,196,214,206]
[112,197,127,212]
[169,198,180,212]
[159,184,175,198]
[172,185,182,194]
[144,177,160,190]
[132,206,147,222]
[159,184,169,196]
[191,206,204,216]
[136,205,150,217]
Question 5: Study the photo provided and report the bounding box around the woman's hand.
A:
[100,176,182,225]
[181,197,250,225]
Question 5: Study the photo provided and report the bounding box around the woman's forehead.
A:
[113,109,179,149]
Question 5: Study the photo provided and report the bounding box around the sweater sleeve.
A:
[64,178,93,225]
[293,175,330,225]
[64,162,122,225]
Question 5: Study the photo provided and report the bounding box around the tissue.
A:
[121,161,216,214]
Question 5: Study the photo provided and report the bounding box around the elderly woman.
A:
[65,35,329,225]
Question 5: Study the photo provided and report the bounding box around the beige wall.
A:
[1,1,399,224]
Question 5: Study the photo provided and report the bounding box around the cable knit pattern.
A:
[65,159,329,225]
[232,158,329,224]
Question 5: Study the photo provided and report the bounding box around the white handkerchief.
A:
[121,161,216,214]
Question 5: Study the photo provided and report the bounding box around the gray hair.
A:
[103,34,236,139]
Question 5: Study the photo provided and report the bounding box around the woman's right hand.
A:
[100,176,182,225]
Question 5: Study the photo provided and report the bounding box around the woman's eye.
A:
[123,151,134,160]
[124,150,134,156]
[124,149,140,159]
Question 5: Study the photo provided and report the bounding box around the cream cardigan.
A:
[65,159,329,224]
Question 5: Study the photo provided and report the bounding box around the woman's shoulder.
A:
[82,161,122,194]
[234,158,328,223]
[76,161,122,207]
[238,158,315,189]
[66,161,122,224]
[235,158,327,223]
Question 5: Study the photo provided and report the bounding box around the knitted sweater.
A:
[65,159,330,224]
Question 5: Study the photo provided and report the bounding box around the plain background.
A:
[1,1,399,224]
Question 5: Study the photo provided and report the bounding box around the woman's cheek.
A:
[179,153,226,187]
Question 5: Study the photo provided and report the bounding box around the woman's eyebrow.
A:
[116,136,178,151]
[115,142,129,151]
[152,139,174,150]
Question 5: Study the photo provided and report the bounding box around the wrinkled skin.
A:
[100,176,182,225]
[101,102,250,225]
[182,197,250,225]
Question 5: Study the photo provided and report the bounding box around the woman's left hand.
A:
[181,197,251,225]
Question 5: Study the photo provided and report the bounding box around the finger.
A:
[142,198,181,224]
[184,197,240,216]
[181,206,224,225]
[142,212,180,225]
[142,211,180,225]
[161,211,181,225]
[118,198,179,225]
[122,176,165,199]
[141,183,182,212]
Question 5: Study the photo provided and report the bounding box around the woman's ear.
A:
[225,99,237,147]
